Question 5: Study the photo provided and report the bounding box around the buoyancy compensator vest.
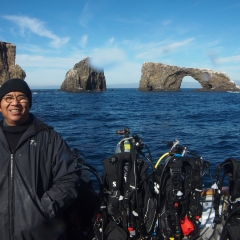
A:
[100,127,157,240]
[212,158,240,240]
[154,140,209,240]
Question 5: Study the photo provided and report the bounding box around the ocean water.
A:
[8,88,240,188]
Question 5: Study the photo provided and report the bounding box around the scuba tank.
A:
[115,138,132,189]
[115,138,131,154]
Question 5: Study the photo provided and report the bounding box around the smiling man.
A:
[0,78,79,240]
[0,79,31,126]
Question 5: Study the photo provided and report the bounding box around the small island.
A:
[60,57,106,92]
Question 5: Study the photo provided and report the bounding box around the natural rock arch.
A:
[139,62,239,91]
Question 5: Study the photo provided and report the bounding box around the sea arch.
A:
[139,62,238,91]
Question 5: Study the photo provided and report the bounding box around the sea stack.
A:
[60,57,106,92]
[0,41,26,85]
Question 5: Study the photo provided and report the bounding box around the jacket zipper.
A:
[8,132,37,239]
[6,126,44,239]
[9,153,14,240]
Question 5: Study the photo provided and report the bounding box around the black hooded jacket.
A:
[0,114,79,240]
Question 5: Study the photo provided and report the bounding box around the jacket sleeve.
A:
[41,131,80,218]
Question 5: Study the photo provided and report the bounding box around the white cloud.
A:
[79,3,93,28]
[49,37,69,48]
[135,38,194,59]
[16,53,85,69]
[79,35,88,48]
[104,61,142,85]
[106,37,115,47]
[162,38,194,53]
[3,15,69,48]
[205,39,221,48]
[17,44,57,54]
[162,20,172,26]
[16,53,86,87]
[24,68,67,88]
[90,47,126,69]
[215,65,240,81]
[217,55,240,64]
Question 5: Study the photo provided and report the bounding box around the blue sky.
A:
[1,0,240,88]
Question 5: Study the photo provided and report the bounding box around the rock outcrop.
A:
[0,41,26,85]
[139,62,239,91]
[60,57,106,92]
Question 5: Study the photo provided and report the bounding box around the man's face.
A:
[0,91,30,126]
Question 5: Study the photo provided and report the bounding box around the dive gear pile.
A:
[65,127,240,239]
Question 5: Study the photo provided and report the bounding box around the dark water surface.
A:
[13,88,240,187]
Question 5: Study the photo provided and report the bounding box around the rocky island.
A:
[139,62,239,91]
[60,57,106,92]
[0,41,26,85]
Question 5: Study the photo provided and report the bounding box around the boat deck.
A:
[195,188,228,240]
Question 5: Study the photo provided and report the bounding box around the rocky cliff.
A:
[60,57,106,92]
[139,62,239,91]
[0,41,26,85]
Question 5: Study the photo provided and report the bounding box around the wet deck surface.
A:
[196,193,224,240]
